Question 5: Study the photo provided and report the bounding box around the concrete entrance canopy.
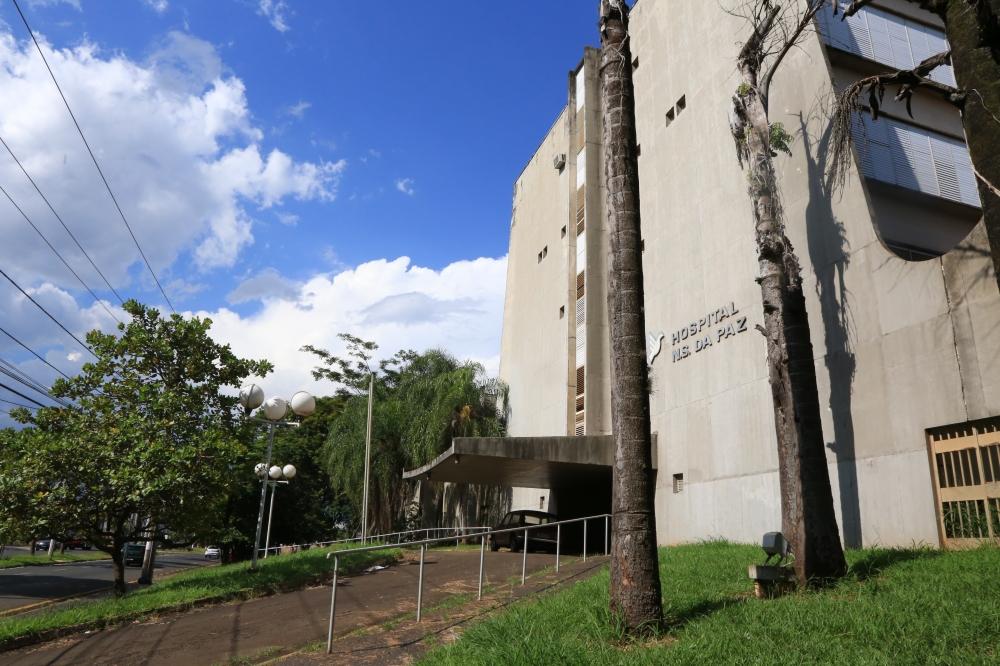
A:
[402,435,657,489]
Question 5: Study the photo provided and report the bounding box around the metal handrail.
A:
[257,525,492,557]
[324,512,612,654]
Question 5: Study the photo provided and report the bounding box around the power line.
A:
[10,0,175,313]
[0,266,96,358]
[0,324,72,380]
[0,359,71,407]
[0,378,47,409]
[0,179,121,324]
[0,132,125,305]
[0,396,37,410]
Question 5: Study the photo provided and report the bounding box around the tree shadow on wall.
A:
[799,112,862,549]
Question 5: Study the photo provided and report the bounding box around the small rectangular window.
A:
[665,107,676,127]
[561,225,567,238]
[635,144,641,157]
[559,305,566,319]
[631,56,639,70]
[672,473,684,494]
[676,95,686,113]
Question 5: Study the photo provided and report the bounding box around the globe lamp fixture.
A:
[239,383,265,410]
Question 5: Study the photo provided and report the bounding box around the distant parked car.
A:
[65,537,91,550]
[489,510,558,553]
[122,543,145,566]
[35,538,54,551]
[203,546,221,560]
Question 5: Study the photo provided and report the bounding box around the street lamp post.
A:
[262,463,297,558]
[241,385,315,571]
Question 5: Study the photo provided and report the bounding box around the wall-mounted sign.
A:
[669,302,748,363]
[647,331,665,365]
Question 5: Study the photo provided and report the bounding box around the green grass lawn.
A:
[0,551,110,569]
[420,541,1000,665]
[0,542,400,649]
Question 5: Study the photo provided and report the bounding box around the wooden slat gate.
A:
[928,418,1000,548]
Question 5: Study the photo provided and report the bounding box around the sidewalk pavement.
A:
[2,549,605,666]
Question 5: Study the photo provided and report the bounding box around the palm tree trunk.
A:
[939,0,1000,291]
[599,0,664,634]
[732,59,847,584]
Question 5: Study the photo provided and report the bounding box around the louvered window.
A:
[574,366,585,436]
[576,186,586,235]
[575,272,586,366]
[818,2,956,86]
[851,114,980,207]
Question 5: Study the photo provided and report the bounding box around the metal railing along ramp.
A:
[257,525,491,558]
[324,513,612,654]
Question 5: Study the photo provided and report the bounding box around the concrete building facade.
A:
[499,0,1000,549]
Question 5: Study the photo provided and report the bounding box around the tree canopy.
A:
[303,336,507,534]
[0,300,271,594]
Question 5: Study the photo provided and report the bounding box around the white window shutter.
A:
[866,12,894,66]
[852,115,981,208]
[821,2,955,87]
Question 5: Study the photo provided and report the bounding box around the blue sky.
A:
[0,0,599,418]
[6,0,597,310]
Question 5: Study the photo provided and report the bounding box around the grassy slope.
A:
[0,552,110,569]
[421,542,1000,665]
[0,543,399,648]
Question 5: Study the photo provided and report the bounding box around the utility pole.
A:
[361,372,374,543]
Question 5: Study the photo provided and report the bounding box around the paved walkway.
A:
[2,549,602,666]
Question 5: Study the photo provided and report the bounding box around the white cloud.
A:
[0,256,509,428]
[226,268,300,304]
[258,0,290,33]
[143,0,168,13]
[27,0,81,10]
[276,212,299,226]
[201,255,507,399]
[0,30,343,287]
[284,100,310,119]
[395,178,416,196]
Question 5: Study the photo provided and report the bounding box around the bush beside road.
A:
[420,541,1000,665]
[0,542,400,651]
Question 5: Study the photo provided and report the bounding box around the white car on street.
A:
[203,546,221,560]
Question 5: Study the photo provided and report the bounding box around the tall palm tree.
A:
[729,0,847,584]
[599,0,664,633]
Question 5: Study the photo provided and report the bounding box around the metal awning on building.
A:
[402,435,657,489]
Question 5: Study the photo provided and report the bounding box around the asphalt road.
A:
[0,548,214,612]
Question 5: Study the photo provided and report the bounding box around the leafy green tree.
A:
[0,301,271,595]
[303,337,507,534]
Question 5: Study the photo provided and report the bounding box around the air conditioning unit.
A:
[553,153,567,171]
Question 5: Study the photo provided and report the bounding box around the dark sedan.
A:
[489,510,558,553]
